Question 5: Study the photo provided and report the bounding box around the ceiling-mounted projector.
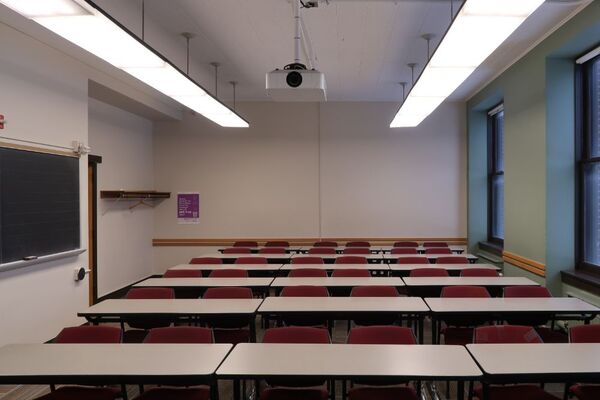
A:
[266,63,326,102]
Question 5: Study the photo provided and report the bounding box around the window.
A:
[578,54,600,271]
[488,104,504,245]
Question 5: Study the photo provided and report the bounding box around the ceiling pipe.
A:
[293,0,301,64]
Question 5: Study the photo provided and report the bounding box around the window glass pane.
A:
[583,163,600,265]
[495,111,504,172]
[590,59,600,158]
[491,174,504,240]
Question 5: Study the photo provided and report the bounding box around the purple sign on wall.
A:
[177,193,200,224]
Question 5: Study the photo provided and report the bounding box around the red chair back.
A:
[348,326,416,345]
[423,242,448,247]
[346,241,370,247]
[163,269,203,278]
[425,248,452,254]
[331,269,371,277]
[460,268,499,277]
[397,256,429,264]
[436,256,469,263]
[265,241,290,247]
[351,286,399,297]
[209,269,248,278]
[223,247,251,254]
[504,285,551,298]
[281,285,329,297]
[391,248,417,255]
[441,285,490,298]
[263,327,330,343]
[288,268,328,278]
[569,325,600,343]
[203,287,253,299]
[409,268,449,277]
[54,326,122,343]
[343,248,370,254]
[233,241,258,247]
[335,256,367,264]
[474,325,543,344]
[126,287,174,299]
[393,241,418,248]
[190,257,222,264]
[235,257,268,264]
[258,247,286,254]
[292,257,324,264]
[144,327,213,343]
[313,241,337,247]
[308,247,336,254]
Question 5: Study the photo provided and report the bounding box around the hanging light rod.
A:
[390,0,545,128]
[0,0,249,128]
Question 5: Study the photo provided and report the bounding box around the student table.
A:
[134,277,274,296]
[466,343,600,399]
[271,277,405,290]
[280,263,390,275]
[403,276,538,289]
[218,247,304,254]
[217,343,482,400]
[290,253,387,264]
[169,263,283,276]
[386,254,479,263]
[389,263,499,277]
[0,343,232,399]
[379,245,466,254]
[200,253,292,264]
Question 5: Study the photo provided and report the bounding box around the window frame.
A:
[487,103,505,246]
[576,53,600,275]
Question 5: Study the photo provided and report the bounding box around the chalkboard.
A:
[0,147,80,264]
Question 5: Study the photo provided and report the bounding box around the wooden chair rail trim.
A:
[502,250,546,277]
[152,237,468,247]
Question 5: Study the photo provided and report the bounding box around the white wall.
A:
[89,99,154,297]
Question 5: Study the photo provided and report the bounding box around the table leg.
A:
[457,381,465,400]
[233,379,241,400]
[431,316,437,345]
[210,382,219,400]
[250,316,257,343]
[418,315,424,344]
[482,383,489,400]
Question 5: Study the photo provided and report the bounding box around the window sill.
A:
[561,270,600,297]
[479,241,503,257]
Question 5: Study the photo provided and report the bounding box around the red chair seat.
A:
[134,388,210,400]
[260,388,328,400]
[474,384,560,400]
[35,387,120,400]
[348,387,418,400]
[570,384,600,400]
[441,327,475,345]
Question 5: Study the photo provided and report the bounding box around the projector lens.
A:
[286,71,303,88]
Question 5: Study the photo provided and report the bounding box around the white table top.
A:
[389,263,499,271]
[402,277,539,287]
[386,254,478,261]
[379,246,465,253]
[291,254,385,260]
[134,277,274,288]
[425,297,600,313]
[258,296,429,313]
[217,343,482,379]
[0,343,232,382]
[79,298,264,317]
[281,263,390,270]
[170,263,283,271]
[271,277,405,287]
[202,253,292,260]
[467,343,600,376]
[218,246,304,252]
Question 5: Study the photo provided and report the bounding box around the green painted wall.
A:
[467,1,600,297]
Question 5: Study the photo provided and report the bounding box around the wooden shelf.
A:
[100,190,171,200]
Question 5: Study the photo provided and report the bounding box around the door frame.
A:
[88,154,102,305]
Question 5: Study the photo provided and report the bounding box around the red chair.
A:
[569,325,600,400]
[308,247,336,254]
[423,242,448,247]
[335,256,367,264]
[190,257,222,264]
[259,247,286,254]
[313,241,338,247]
[135,327,213,400]
[288,268,328,278]
[393,241,418,248]
[504,286,552,298]
[163,269,203,278]
[436,256,469,264]
[234,241,258,247]
[127,287,175,299]
[346,241,370,247]
[331,269,371,277]
[124,288,175,342]
[236,256,268,264]
[396,257,429,264]
[351,286,399,297]
[343,248,370,254]
[223,247,251,254]
[440,286,490,345]
[203,287,253,344]
[425,248,452,255]
[209,269,248,278]
[391,248,417,255]
[34,326,123,400]
[265,241,290,247]
[292,256,324,264]
[280,286,329,326]
[409,268,449,277]
[460,268,499,277]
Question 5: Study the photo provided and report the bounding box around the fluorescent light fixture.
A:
[390,0,544,128]
[0,0,248,128]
